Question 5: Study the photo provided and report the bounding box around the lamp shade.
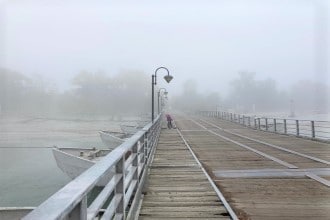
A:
[164,75,173,83]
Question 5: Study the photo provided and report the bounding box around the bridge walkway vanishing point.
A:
[138,126,234,219]
[167,114,330,220]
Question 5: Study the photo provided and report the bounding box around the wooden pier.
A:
[22,113,330,220]
[138,128,232,219]
[138,114,330,220]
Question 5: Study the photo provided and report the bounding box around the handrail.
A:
[197,111,330,142]
[23,114,162,220]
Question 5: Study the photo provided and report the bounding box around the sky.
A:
[0,0,329,96]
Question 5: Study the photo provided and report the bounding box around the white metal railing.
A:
[23,115,162,220]
[198,111,330,141]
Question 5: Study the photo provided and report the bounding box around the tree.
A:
[290,80,329,113]
[226,72,286,113]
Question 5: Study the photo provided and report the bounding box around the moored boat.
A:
[120,124,141,135]
[52,147,113,186]
[98,130,128,149]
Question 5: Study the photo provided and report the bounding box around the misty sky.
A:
[0,0,329,96]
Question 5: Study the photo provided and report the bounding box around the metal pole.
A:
[284,119,287,134]
[296,120,299,136]
[274,119,277,132]
[311,121,315,138]
[151,75,155,122]
[157,91,160,115]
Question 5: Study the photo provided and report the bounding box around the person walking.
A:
[166,114,173,129]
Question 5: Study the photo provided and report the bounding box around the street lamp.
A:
[158,88,168,114]
[152,67,173,122]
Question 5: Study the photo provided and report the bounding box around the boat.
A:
[99,130,129,149]
[52,147,113,186]
[120,124,140,135]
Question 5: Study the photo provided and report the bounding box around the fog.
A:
[1,0,329,117]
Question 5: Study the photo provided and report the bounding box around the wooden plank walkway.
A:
[138,127,231,220]
[174,114,330,220]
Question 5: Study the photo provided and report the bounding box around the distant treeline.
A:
[1,68,329,116]
[0,68,151,116]
[173,72,329,114]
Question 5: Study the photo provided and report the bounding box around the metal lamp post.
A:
[158,88,168,114]
[152,67,173,122]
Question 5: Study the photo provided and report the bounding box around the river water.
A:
[0,113,328,207]
[0,115,127,207]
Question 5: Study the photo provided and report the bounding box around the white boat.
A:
[52,147,113,186]
[120,124,140,135]
[99,131,129,149]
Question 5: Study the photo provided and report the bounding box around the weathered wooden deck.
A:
[138,128,231,219]
[138,114,330,220]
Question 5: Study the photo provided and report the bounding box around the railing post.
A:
[296,120,299,136]
[242,116,245,126]
[274,119,277,132]
[248,117,251,127]
[311,121,315,138]
[284,119,287,134]
[144,132,149,163]
[265,118,268,131]
[70,196,87,220]
[143,133,147,163]
[133,142,139,181]
[258,118,261,130]
[116,156,126,219]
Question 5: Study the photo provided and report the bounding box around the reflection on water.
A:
[0,116,121,207]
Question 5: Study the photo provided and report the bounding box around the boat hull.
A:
[99,131,125,149]
[52,147,113,186]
